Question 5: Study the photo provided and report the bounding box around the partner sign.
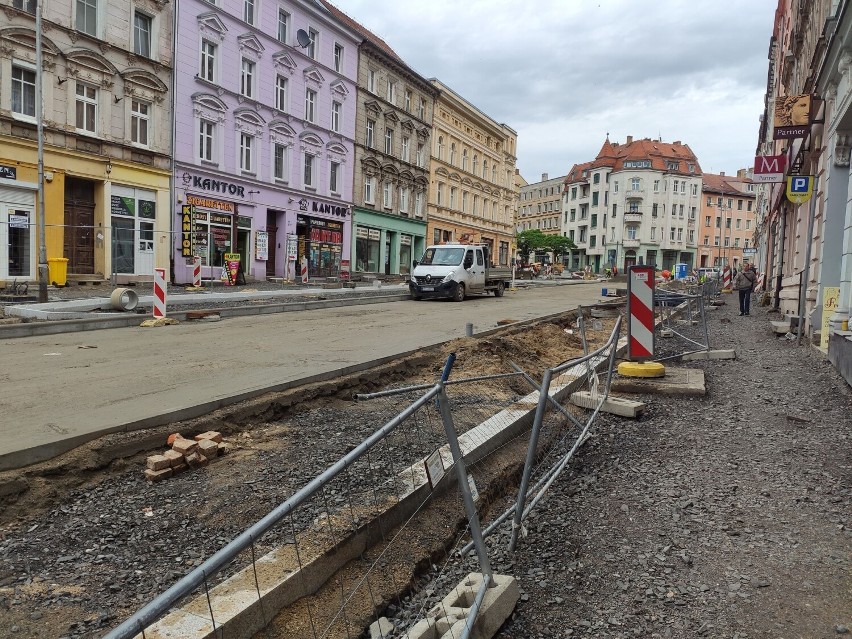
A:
[753,155,787,183]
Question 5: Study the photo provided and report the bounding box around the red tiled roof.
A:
[566,137,703,183]
[565,161,595,184]
[702,173,755,197]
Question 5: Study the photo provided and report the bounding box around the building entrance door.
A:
[266,211,277,277]
[64,178,95,274]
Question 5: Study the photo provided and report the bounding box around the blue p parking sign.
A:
[786,175,813,204]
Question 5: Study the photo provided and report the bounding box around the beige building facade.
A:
[427,79,518,265]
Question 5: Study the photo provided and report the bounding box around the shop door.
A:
[111,217,135,274]
[624,250,637,270]
[136,220,155,275]
[384,238,391,275]
[237,229,250,283]
[266,212,277,277]
[64,179,95,274]
[2,207,35,279]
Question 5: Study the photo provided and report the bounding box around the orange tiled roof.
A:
[565,161,595,184]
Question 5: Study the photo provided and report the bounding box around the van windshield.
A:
[419,247,465,266]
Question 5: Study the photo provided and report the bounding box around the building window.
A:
[240,133,254,173]
[304,153,315,187]
[402,136,410,163]
[364,176,375,204]
[11,66,36,118]
[240,58,255,99]
[200,40,217,83]
[333,43,343,72]
[307,28,318,59]
[275,75,288,111]
[331,100,341,133]
[462,148,468,170]
[277,9,289,43]
[368,69,376,93]
[399,187,409,213]
[383,181,392,208]
[13,0,36,13]
[133,12,152,58]
[650,227,656,240]
[385,129,393,154]
[748,201,753,212]
[437,136,444,160]
[415,191,424,216]
[436,182,444,206]
[131,100,150,146]
[418,97,425,120]
[461,191,468,213]
[416,143,424,167]
[449,186,457,209]
[593,173,600,184]
[631,177,640,190]
[670,228,676,241]
[76,0,97,36]
[404,90,411,112]
[243,0,255,24]
[366,119,375,148]
[199,119,215,162]
[305,88,316,122]
[677,228,683,241]
[273,143,288,181]
[75,83,98,133]
[387,80,396,104]
[330,161,340,193]
[704,236,709,246]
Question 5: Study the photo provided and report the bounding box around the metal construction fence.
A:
[652,282,713,362]
[105,356,547,639]
[103,306,628,639]
[0,220,337,284]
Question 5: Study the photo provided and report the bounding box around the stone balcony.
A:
[623,238,641,248]
[624,213,642,223]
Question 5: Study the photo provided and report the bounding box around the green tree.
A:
[515,230,576,262]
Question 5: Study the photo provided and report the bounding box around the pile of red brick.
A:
[144,431,228,482]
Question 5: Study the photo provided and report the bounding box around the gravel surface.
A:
[388,296,852,639]
[1,296,849,639]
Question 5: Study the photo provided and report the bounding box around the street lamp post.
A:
[716,200,727,285]
[35,0,48,302]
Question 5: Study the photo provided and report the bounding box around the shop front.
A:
[352,208,426,276]
[176,193,252,284]
[0,165,37,282]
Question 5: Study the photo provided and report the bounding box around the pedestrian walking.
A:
[734,263,757,315]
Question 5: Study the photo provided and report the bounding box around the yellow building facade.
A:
[427,80,518,265]
[1,1,173,284]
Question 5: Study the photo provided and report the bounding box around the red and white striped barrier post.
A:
[192,256,201,287]
[153,267,167,319]
[300,256,309,284]
[755,272,765,292]
[722,266,732,291]
[619,265,665,377]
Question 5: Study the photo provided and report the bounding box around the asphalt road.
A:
[1,283,604,469]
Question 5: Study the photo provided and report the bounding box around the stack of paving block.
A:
[144,431,228,482]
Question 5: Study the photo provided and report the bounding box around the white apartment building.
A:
[563,136,702,272]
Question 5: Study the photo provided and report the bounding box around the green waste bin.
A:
[48,257,69,287]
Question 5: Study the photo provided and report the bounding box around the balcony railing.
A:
[623,238,640,248]
[625,189,644,197]
[624,213,642,223]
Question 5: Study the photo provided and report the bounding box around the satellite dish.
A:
[296,29,312,48]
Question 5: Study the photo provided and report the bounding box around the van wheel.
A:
[452,283,465,302]
[494,281,505,297]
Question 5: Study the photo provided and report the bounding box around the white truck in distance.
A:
[408,243,513,301]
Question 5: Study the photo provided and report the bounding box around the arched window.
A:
[483,159,488,179]
[437,136,444,160]
[462,148,468,171]
[450,142,456,165]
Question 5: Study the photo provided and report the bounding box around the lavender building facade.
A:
[172,0,360,283]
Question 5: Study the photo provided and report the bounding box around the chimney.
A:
[673,140,681,145]
[542,172,548,181]
[720,171,725,176]
[626,135,633,144]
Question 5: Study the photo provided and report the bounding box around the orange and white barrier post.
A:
[153,267,167,319]
[192,257,201,287]
[300,256,309,284]
[722,266,732,291]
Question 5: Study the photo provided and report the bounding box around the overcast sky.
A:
[329,0,776,184]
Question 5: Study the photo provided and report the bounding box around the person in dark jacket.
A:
[733,263,757,315]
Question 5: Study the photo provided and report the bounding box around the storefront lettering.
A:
[190,176,245,198]
[311,201,349,217]
[186,194,235,213]
[180,205,194,257]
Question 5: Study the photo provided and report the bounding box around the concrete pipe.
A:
[110,287,139,311]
